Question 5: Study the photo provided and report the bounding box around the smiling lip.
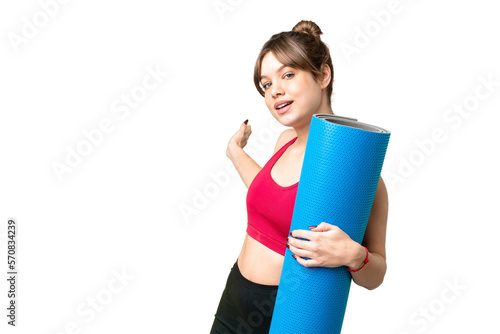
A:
[275,101,293,114]
[277,102,293,114]
[274,100,293,110]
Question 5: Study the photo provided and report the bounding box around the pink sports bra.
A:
[246,136,299,256]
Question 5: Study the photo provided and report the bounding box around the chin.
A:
[277,116,299,128]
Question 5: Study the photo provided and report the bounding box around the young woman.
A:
[210,20,388,334]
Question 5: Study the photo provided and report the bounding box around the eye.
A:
[284,73,294,79]
[262,82,271,90]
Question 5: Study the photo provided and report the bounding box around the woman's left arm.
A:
[287,177,388,290]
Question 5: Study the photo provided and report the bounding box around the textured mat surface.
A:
[269,114,391,334]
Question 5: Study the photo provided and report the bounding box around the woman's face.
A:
[259,51,326,127]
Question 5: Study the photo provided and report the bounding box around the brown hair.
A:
[253,20,334,106]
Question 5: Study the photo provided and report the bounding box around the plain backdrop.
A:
[1,0,499,333]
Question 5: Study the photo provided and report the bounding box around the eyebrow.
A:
[260,64,288,81]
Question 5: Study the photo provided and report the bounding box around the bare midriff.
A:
[237,233,284,286]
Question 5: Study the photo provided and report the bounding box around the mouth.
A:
[275,101,293,114]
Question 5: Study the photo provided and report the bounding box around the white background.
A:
[1,0,499,333]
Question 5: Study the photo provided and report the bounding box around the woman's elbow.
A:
[365,276,384,290]
[364,262,387,290]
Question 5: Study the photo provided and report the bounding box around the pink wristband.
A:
[346,246,369,273]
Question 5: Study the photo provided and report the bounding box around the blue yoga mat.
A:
[269,114,390,334]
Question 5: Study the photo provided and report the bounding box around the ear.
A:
[320,63,332,89]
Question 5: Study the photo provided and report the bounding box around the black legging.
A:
[210,260,279,334]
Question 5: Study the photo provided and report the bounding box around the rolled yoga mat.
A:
[269,114,391,334]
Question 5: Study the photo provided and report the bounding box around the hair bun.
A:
[292,20,323,38]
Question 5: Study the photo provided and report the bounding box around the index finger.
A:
[290,228,318,241]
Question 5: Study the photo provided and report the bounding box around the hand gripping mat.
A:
[269,114,390,334]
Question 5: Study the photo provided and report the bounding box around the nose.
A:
[271,81,284,98]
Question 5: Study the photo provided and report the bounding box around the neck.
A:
[292,102,334,149]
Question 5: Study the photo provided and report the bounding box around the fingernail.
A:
[289,232,293,237]
[308,226,317,229]
[286,237,289,242]
[286,244,289,249]
[244,119,248,124]
[292,255,297,260]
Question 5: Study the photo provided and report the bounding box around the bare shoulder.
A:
[272,129,297,155]
[362,176,389,258]
[376,176,388,208]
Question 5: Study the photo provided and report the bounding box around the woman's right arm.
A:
[226,120,261,189]
[226,120,296,189]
